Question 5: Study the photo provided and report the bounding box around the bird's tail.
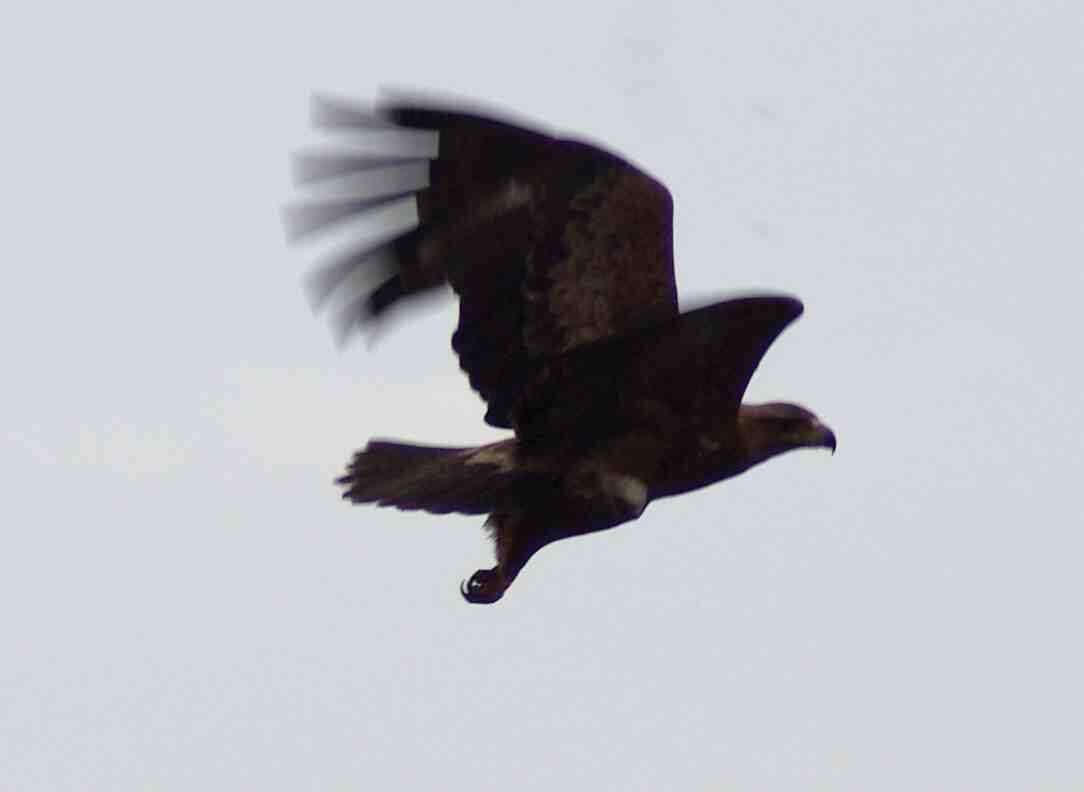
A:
[335,438,520,515]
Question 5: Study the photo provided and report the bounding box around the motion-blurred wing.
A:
[285,96,677,429]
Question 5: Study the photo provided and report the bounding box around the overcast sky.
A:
[4,1,1083,789]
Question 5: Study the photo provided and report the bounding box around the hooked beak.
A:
[813,422,837,455]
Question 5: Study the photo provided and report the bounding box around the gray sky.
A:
[4,1,1083,789]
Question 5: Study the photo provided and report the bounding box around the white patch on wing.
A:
[501,179,532,210]
[602,472,648,517]
[477,179,532,221]
[698,434,721,452]
[416,180,531,267]
[463,442,515,472]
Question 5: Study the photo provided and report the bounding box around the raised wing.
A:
[285,96,677,429]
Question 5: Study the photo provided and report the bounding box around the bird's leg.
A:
[460,509,549,604]
[460,566,510,604]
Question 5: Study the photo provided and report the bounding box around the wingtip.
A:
[755,293,804,323]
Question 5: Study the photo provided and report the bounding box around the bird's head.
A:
[737,402,836,467]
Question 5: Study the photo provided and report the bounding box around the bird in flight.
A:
[285,95,836,604]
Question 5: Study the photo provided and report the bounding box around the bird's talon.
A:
[460,568,505,604]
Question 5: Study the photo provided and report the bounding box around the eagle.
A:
[286,95,836,604]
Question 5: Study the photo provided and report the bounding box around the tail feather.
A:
[336,439,519,515]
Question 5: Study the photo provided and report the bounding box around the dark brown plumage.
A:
[286,95,836,603]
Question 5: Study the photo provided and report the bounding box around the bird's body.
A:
[287,95,835,603]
